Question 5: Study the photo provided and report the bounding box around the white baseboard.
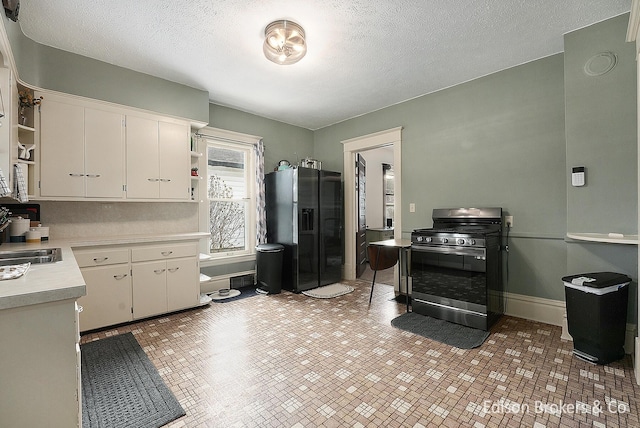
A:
[200,270,255,294]
[504,291,566,326]
[635,338,640,385]
[504,291,636,355]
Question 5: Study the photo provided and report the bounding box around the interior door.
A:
[355,153,367,277]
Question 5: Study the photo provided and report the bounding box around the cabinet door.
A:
[85,108,125,197]
[78,264,132,331]
[166,257,198,312]
[40,99,85,197]
[132,260,167,319]
[158,121,190,200]
[126,115,159,198]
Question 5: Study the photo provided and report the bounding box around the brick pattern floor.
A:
[81,280,638,427]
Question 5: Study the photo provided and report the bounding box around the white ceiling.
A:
[16,1,631,130]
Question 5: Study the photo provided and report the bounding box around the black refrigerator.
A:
[265,167,343,292]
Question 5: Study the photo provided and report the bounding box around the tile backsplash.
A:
[38,201,198,239]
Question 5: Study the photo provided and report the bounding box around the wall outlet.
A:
[505,216,513,227]
[409,203,416,213]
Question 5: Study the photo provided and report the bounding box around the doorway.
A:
[354,147,395,278]
[341,127,402,281]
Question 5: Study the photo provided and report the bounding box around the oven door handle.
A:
[411,245,486,259]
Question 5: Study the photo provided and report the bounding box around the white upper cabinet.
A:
[39,94,125,198]
[125,115,159,198]
[84,108,125,197]
[126,116,190,200]
[158,121,190,199]
[39,97,85,197]
[36,91,191,201]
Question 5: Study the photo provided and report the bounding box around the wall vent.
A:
[230,274,255,289]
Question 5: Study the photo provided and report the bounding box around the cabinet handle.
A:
[69,173,85,177]
[147,178,159,182]
[161,251,173,256]
[159,178,171,182]
[85,174,101,178]
[168,267,180,273]
[93,257,109,263]
[153,269,166,274]
[113,274,128,280]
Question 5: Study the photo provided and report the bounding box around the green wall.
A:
[315,53,568,300]
[312,14,638,321]
[565,14,637,234]
[564,14,637,321]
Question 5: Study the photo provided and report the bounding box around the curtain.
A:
[255,140,266,245]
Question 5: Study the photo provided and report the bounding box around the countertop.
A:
[0,232,209,311]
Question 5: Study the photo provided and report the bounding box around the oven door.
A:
[410,244,489,329]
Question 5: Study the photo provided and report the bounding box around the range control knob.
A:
[456,238,465,245]
[425,237,432,243]
[470,239,476,246]
[416,236,423,242]
[442,238,448,243]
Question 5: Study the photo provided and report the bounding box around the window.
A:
[204,137,257,258]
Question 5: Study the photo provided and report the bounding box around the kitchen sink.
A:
[0,248,63,266]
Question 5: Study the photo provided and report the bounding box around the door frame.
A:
[341,127,403,281]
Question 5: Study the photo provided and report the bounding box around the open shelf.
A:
[17,124,35,132]
[566,232,638,245]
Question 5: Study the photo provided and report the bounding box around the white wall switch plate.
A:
[409,203,416,213]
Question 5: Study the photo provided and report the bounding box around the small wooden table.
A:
[369,238,412,312]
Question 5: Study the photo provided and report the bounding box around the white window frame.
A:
[196,127,260,260]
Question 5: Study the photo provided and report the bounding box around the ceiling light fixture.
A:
[263,20,306,65]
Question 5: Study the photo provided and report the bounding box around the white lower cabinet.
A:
[75,247,132,332]
[132,260,168,319]
[0,299,81,427]
[131,242,199,318]
[73,240,199,331]
[132,256,197,319]
[77,264,133,331]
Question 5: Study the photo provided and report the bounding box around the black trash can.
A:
[256,243,284,295]
[563,272,631,365]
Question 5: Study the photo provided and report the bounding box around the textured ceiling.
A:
[16,1,631,130]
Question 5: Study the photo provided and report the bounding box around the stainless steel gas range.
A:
[410,207,503,331]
